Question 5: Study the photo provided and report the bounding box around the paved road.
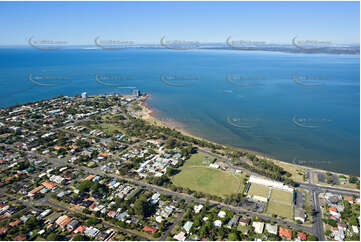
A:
[298,183,359,196]
[199,148,360,195]
[78,166,314,234]
[198,147,360,240]
[2,142,318,236]
[2,105,359,241]
[42,199,152,241]
[0,188,151,240]
[160,211,185,241]
[2,142,358,240]
[311,190,324,241]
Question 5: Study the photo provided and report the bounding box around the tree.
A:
[228,232,239,241]
[46,233,60,241]
[133,194,154,218]
[152,232,161,238]
[87,217,100,226]
[77,180,93,193]
[24,217,39,231]
[73,234,89,241]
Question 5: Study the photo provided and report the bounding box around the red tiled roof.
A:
[344,196,354,202]
[42,181,56,189]
[13,234,27,241]
[28,185,44,195]
[297,232,307,240]
[84,175,95,181]
[0,227,8,234]
[60,217,72,228]
[329,206,337,212]
[89,203,96,210]
[279,227,292,240]
[99,152,110,157]
[74,225,87,233]
[9,219,22,227]
[5,176,14,182]
[143,226,158,234]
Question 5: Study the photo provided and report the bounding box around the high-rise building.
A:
[81,92,88,99]
[132,89,140,97]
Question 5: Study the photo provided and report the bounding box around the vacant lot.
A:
[172,153,239,197]
[88,123,121,135]
[270,189,293,204]
[274,161,305,183]
[247,183,269,199]
[267,201,293,219]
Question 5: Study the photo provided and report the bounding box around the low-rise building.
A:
[252,221,264,234]
[174,232,186,241]
[84,226,100,237]
[227,215,239,228]
[279,227,292,240]
[193,204,203,214]
[239,218,250,227]
[183,221,193,233]
[218,211,226,218]
[265,223,278,235]
[297,232,307,241]
[294,208,306,223]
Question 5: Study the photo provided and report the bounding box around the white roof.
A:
[183,221,193,233]
[193,204,203,214]
[265,223,278,235]
[173,232,186,241]
[218,211,226,218]
[252,221,264,234]
[214,220,222,227]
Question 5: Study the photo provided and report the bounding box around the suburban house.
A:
[265,223,278,235]
[279,227,293,240]
[183,221,193,233]
[252,221,264,234]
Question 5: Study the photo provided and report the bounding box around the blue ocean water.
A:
[0,48,359,175]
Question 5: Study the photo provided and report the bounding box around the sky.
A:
[0,1,359,45]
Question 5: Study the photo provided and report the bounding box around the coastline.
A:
[139,93,225,146]
[139,93,360,185]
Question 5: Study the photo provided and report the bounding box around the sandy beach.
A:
[138,93,359,184]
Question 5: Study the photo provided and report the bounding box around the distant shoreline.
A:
[0,45,359,55]
[139,93,360,182]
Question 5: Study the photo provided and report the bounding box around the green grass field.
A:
[88,123,121,135]
[270,189,293,204]
[172,153,240,197]
[172,167,240,197]
[247,183,270,198]
[182,152,215,168]
[266,201,293,219]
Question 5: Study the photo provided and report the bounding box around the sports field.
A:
[247,183,270,198]
[171,153,240,197]
[266,188,294,219]
[270,189,293,204]
[267,201,293,219]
